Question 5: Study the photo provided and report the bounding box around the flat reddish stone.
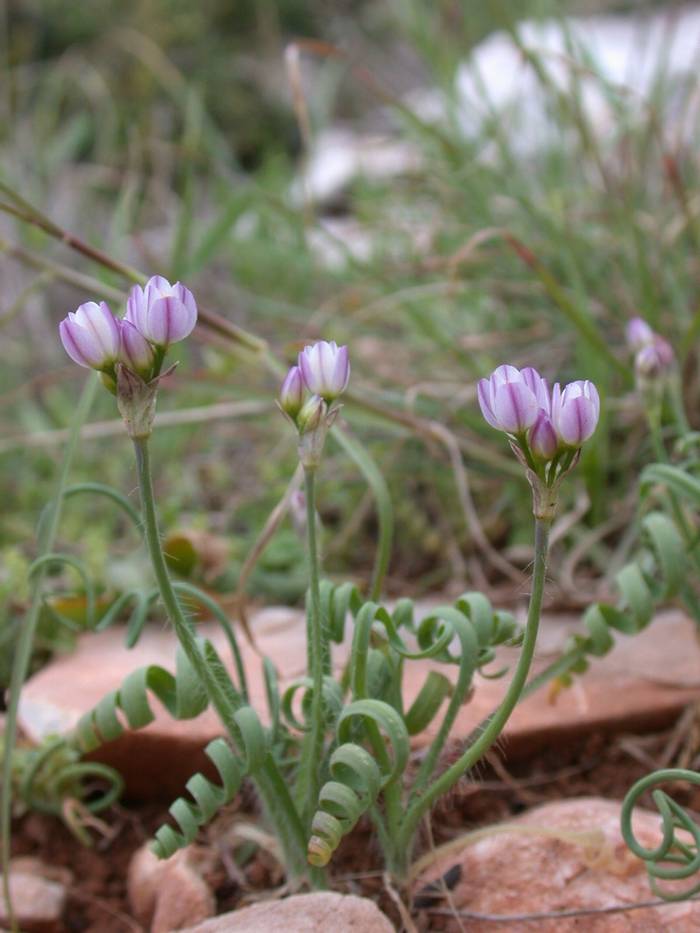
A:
[414,797,700,931]
[127,843,215,932]
[178,892,394,932]
[18,607,307,799]
[406,610,700,760]
[17,608,700,798]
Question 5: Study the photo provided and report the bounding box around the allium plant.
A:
[55,309,607,886]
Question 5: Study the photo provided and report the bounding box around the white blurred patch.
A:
[293,127,424,206]
[451,6,700,152]
[293,6,700,266]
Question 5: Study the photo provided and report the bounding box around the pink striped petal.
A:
[492,381,539,433]
[477,378,500,429]
[147,296,197,345]
[556,396,598,446]
[520,367,551,414]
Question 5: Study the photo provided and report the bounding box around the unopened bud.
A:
[297,395,326,435]
[279,365,304,419]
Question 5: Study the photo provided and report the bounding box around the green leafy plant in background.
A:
[4,1,700,597]
[614,319,700,899]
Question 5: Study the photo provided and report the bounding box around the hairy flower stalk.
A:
[132,436,310,880]
[279,341,350,831]
[384,364,601,877]
[393,517,551,876]
[59,280,317,883]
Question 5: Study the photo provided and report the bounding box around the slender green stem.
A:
[395,518,551,874]
[134,438,235,715]
[1,373,99,933]
[133,437,311,881]
[648,404,666,464]
[301,468,325,824]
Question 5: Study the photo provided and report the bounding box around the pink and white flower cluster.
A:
[626,317,674,380]
[279,340,350,469]
[59,276,197,379]
[478,365,600,457]
[280,340,350,432]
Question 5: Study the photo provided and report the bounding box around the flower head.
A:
[298,340,350,402]
[125,275,197,348]
[551,380,600,447]
[625,315,675,385]
[520,367,552,414]
[279,365,304,419]
[477,365,540,434]
[478,363,599,519]
[59,301,120,370]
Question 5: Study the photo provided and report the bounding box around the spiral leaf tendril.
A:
[541,511,688,686]
[617,467,700,898]
[152,706,267,858]
[622,769,700,900]
[305,585,519,865]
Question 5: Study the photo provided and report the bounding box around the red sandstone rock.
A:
[17,608,700,798]
[414,797,700,931]
[0,863,66,932]
[127,843,215,932]
[178,891,394,932]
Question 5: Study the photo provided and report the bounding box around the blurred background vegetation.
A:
[0,0,698,685]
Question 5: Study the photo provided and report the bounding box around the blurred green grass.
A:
[0,0,697,665]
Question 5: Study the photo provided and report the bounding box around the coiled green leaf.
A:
[70,634,274,860]
[28,552,96,631]
[557,511,686,680]
[307,699,408,866]
[641,464,700,510]
[152,705,267,858]
[281,676,344,733]
[18,736,123,819]
[73,642,211,753]
[622,768,700,900]
[315,583,521,806]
